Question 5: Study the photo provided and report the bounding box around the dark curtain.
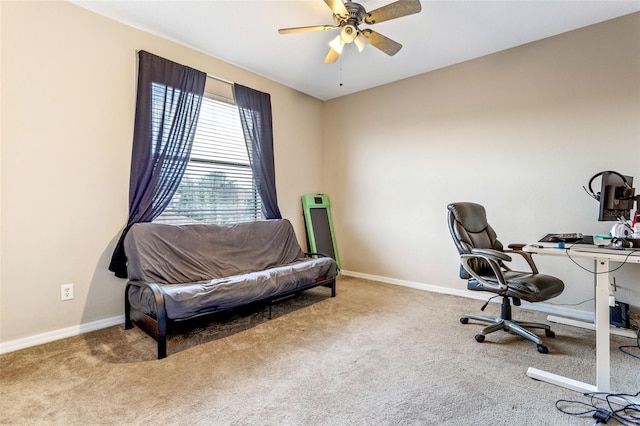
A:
[109,50,206,278]
[233,84,282,220]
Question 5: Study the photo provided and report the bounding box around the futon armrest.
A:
[126,280,167,319]
[305,252,330,258]
[125,280,169,358]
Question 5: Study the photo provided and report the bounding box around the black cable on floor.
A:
[556,392,640,425]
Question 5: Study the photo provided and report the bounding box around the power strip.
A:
[610,301,630,329]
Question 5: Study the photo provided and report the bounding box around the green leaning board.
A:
[301,194,340,269]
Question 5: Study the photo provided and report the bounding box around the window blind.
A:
[156,96,261,225]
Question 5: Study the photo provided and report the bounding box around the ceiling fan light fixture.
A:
[340,25,357,44]
[354,32,368,52]
[329,34,345,54]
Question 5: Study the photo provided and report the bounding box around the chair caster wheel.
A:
[475,334,485,343]
[537,344,549,354]
[460,317,469,324]
[545,329,556,338]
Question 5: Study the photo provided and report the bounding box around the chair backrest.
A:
[447,202,503,279]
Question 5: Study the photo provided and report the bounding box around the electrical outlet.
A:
[61,283,74,301]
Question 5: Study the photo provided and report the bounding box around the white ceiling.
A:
[70,0,640,101]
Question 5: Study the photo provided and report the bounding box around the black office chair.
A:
[447,202,565,353]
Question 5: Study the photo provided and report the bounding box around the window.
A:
[156,93,262,225]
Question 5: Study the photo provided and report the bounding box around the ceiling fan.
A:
[278,0,422,64]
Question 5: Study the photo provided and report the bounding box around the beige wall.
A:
[323,13,640,310]
[1,1,639,348]
[0,1,324,344]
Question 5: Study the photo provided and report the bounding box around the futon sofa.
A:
[123,219,338,358]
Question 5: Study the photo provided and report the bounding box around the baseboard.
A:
[1,271,594,355]
[0,315,125,355]
[340,270,594,323]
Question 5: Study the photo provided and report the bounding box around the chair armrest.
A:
[471,248,512,262]
[460,250,510,292]
[505,244,539,274]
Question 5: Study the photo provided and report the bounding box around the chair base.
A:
[460,296,555,353]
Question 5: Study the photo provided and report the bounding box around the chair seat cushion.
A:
[504,271,565,302]
[468,271,564,302]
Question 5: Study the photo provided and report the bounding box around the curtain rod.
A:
[207,74,234,86]
[135,50,233,86]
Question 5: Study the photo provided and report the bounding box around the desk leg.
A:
[546,315,637,339]
[594,258,611,392]
[527,258,612,393]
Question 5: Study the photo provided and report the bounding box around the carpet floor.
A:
[1,276,638,425]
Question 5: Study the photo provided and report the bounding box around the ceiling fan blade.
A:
[362,30,402,56]
[278,25,338,34]
[365,0,422,24]
[323,48,341,64]
[324,0,349,17]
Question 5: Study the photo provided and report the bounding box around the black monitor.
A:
[598,171,635,221]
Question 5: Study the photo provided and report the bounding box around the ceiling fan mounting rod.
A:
[333,1,367,27]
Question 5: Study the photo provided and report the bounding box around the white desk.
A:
[523,244,640,394]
